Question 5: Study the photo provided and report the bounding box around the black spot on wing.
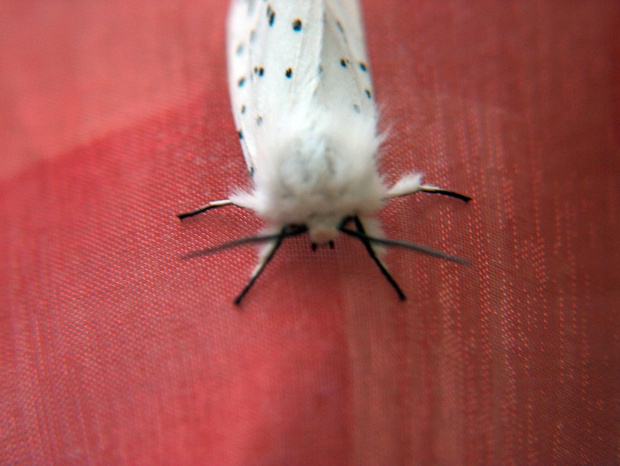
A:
[256,116,263,126]
[292,18,302,31]
[285,68,293,78]
[238,77,246,87]
[266,4,275,26]
[365,89,372,99]
[353,104,361,113]
[241,105,246,114]
[359,62,368,72]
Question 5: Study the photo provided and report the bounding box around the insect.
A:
[178,0,471,304]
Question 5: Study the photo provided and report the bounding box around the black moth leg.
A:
[353,216,406,301]
[177,199,235,219]
[387,179,472,203]
[419,186,472,203]
[234,227,287,305]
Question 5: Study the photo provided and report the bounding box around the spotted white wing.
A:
[226,0,376,174]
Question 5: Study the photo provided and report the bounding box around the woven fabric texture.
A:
[1,1,618,464]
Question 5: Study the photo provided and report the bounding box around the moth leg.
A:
[418,185,472,202]
[386,174,471,202]
[177,199,234,219]
[353,216,406,301]
[234,227,287,305]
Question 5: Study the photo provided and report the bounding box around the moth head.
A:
[303,212,339,245]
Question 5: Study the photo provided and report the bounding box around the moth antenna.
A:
[350,217,406,301]
[177,199,236,219]
[234,227,288,305]
[181,226,307,259]
[340,226,468,264]
[181,233,282,259]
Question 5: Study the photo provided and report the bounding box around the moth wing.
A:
[227,1,323,172]
[227,0,261,171]
[315,0,375,118]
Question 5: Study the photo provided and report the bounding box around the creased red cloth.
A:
[1,1,618,464]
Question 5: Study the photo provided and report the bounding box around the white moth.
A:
[179,0,470,304]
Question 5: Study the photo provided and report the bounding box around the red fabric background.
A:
[1,1,618,464]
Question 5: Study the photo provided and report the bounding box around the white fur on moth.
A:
[179,0,471,304]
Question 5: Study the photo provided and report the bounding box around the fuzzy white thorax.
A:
[230,103,387,243]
